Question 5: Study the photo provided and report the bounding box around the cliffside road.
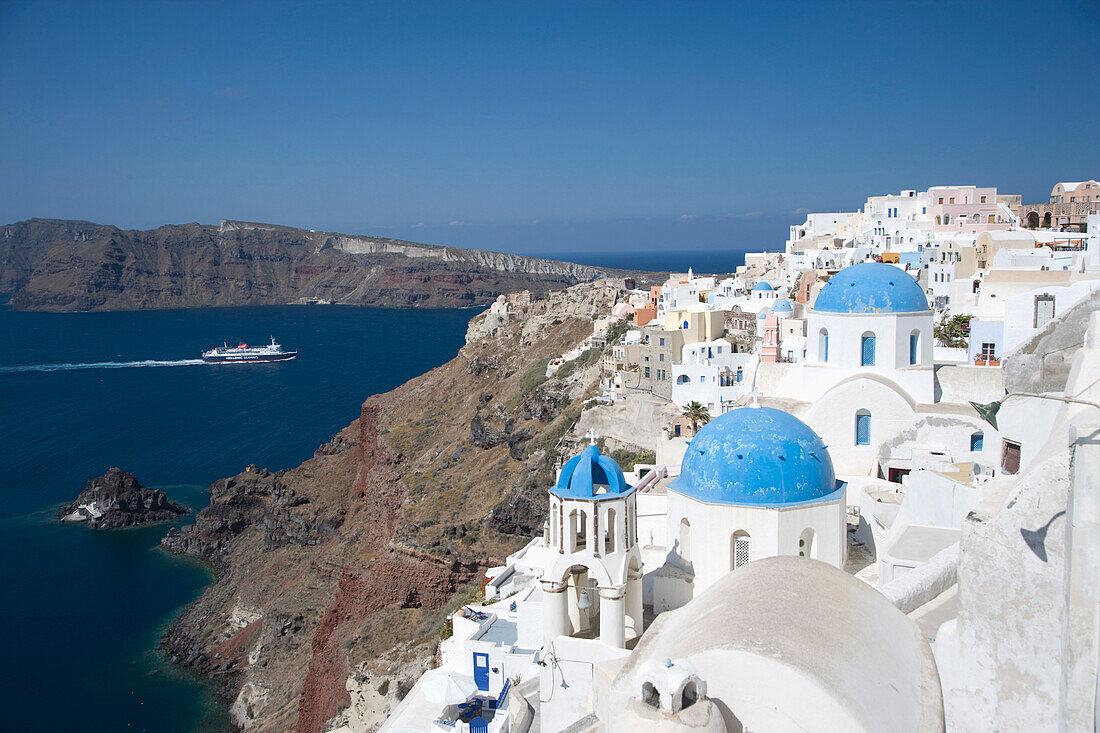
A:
[0,218,653,312]
[160,281,626,732]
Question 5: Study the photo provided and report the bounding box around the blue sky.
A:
[1,0,1097,253]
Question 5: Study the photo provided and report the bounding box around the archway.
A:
[605,507,617,555]
[799,527,816,558]
[731,531,751,570]
[1026,211,1040,228]
[1043,212,1052,228]
[678,518,691,565]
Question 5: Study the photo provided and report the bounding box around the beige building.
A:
[1013,180,1100,230]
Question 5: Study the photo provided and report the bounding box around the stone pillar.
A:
[599,585,626,649]
[625,568,644,640]
[542,580,570,643]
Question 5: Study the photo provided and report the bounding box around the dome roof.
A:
[756,309,769,320]
[552,445,633,500]
[813,262,928,314]
[752,281,774,292]
[670,407,838,506]
[772,299,794,313]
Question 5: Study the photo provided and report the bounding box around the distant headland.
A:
[0,218,654,312]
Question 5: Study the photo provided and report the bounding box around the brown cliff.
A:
[161,281,620,731]
[1,218,644,312]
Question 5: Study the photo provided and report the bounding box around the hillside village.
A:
[365,181,1100,733]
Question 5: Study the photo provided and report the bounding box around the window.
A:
[659,337,665,346]
[1034,295,1055,329]
[861,333,876,366]
[699,375,705,383]
[938,197,944,204]
[682,321,689,329]
[659,353,665,362]
[644,367,650,378]
[1001,440,1021,475]
[949,196,955,204]
[799,528,815,558]
[731,532,751,569]
[855,410,871,446]
[909,331,919,365]
[678,519,691,564]
[980,195,987,203]
[676,374,690,384]
[819,328,829,362]
[981,342,996,359]
[970,432,984,452]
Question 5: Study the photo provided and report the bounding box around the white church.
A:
[373,260,1100,733]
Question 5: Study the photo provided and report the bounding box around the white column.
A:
[599,586,626,649]
[542,580,570,644]
[625,568,644,640]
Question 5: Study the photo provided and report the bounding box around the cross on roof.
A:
[748,389,763,408]
[584,428,600,446]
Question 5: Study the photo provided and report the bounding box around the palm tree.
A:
[682,401,711,435]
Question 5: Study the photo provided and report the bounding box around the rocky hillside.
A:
[161,280,624,732]
[1,218,641,311]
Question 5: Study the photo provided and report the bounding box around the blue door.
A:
[861,334,876,366]
[472,652,490,691]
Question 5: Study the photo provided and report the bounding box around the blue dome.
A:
[813,263,928,314]
[752,281,774,292]
[670,407,839,506]
[552,445,633,500]
[772,299,793,313]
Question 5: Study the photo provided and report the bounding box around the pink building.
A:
[927,186,1017,234]
[760,315,780,363]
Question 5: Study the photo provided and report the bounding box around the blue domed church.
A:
[653,406,847,611]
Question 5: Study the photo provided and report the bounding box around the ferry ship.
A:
[201,337,297,364]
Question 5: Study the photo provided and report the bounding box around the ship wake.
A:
[0,359,206,373]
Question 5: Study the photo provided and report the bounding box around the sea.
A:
[0,303,477,732]
[0,247,745,733]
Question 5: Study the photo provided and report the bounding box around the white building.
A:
[670,339,750,414]
[653,407,848,612]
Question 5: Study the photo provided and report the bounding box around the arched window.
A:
[605,507,617,554]
[861,332,876,366]
[935,215,941,225]
[682,321,689,329]
[819,328,829,363]
[799,528,815,558]
[944,214,951,225]
[970,432,984,452]
[909,329,920,365]
[678,518,691,565]
[855,409,871,446]
[676,374,690,384]
[568,509,586,552]
[731,531,751,569]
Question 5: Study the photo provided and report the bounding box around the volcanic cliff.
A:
[161,280,624,732]
[1,218,636,311]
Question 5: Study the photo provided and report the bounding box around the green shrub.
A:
[518,358,551,394]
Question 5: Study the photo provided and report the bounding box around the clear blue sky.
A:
[1,0,1097,253]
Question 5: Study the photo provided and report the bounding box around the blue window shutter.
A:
[855,413,870,445]
[823,333,829,362]
[861,335,876,366]
[909,333,918,365]
[971,433,984,451]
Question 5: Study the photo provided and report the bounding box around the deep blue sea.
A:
[0,304,475,732]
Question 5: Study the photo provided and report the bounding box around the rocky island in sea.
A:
[59,467,188,529]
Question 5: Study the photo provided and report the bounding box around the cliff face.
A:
[1,218,636,312]
[161,281,621,732]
